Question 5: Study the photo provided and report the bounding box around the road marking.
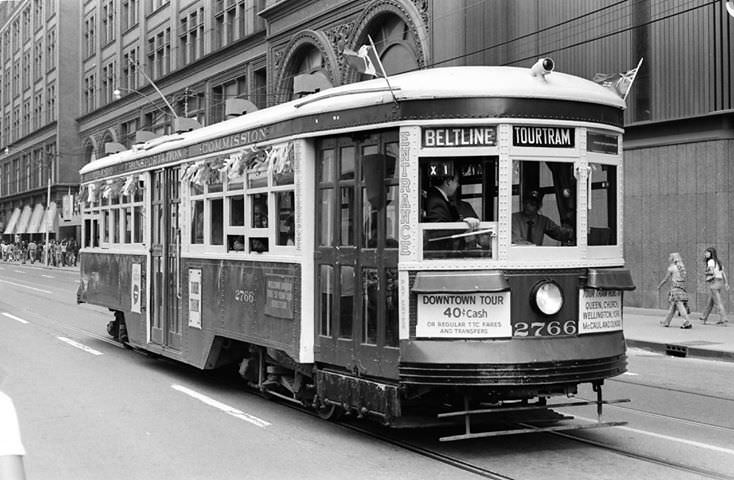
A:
[57,337,103,356]
[2,312,29,324]
[0,278,53,294]
[172,384,271,428]
[13,270,25,274]
[622,372,639,376]
[575,415,734,455]
[41,274,54,278]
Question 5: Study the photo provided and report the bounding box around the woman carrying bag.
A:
[700,246,729,325]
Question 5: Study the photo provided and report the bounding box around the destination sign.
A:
[578,289,622,334]
[587,131,619,154]
[422,127,497,148]
[513,126,575,148]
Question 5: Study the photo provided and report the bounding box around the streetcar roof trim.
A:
[81,66,625,176]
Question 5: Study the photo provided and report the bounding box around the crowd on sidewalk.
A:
[0,238,78,267]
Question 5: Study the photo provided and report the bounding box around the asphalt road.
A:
[1,262,734,480]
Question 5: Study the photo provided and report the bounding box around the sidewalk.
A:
[625,307,734,362]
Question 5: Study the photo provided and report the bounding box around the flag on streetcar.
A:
[592,58,643,101]
[342,45,382,77]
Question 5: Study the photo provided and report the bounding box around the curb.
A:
[626,339,734,363]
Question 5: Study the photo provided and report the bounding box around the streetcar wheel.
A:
[316,402,343,421]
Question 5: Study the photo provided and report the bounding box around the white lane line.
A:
[41,274,54,279]
[575,415,734,455]
[0,278,53,294]
[57,337,103,356]
[13,270,25,274]
[172,384,271,428]
[622,372,639,376]
[2,312,29,324]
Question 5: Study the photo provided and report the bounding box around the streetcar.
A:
[77,59,634,440]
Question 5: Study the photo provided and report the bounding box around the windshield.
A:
[419,156,498,259]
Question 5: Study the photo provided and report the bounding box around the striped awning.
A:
[39,201,58,234]
[3,207,21,235]
[14,205,33,235]
[26,204,46,234]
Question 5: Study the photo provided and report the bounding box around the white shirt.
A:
[0,391,25,456]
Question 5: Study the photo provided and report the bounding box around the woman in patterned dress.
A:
[657,252,693,329]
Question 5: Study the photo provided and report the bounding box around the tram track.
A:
[551,429,734,480]
[610,376,734,403]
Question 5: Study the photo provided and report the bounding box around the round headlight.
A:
[533,281,563,316]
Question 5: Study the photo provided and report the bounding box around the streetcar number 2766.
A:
[513,320,577,337]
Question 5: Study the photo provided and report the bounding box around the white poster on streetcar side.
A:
[416,292,511,338]
[578,289,622,334]
[188,268,202,329]
[131,263,141,314]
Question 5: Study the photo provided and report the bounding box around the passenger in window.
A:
[229,236,245,251]
[424,173,481,250]
[253,198,268,228]
[251,238,268,253]
[511,190,573,246]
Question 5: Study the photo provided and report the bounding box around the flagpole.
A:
[367,35,399,106]
[623,57,644,101]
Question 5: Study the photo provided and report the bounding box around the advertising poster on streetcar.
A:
[264,274,294,319]
[578,289,623,334]
[130,263,141,314]
[416,292,511,338]
[188,268,202,329]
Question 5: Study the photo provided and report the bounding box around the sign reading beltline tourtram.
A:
[422,127,497,147]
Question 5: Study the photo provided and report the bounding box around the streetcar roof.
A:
[81,66,625,177]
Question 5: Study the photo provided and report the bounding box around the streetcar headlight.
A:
[532,281,564,316]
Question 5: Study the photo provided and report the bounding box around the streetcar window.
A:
[191,200,204,244]
[251,193,268,227]
[362,267,377,344]
[318,189,335,246]
[210,198,224,245]
[319,264,334,336]
[340,265,354,339]
[229,195,244,226]
[419,157,498,259]
[275,191,294,246]
[587,163,617,246]
[511,159,576,247]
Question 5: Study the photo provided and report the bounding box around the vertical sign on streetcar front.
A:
[131,263,141,314]
[188,268,202,329]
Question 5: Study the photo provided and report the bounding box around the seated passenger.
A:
[511,190,573,245]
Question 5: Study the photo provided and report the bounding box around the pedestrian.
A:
[700,246,729,325]
[657,252,692,329]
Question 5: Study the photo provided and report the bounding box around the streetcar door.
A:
[315,132,400,379]
[149,167,182,350]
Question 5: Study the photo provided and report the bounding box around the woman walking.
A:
[700,246,729,325]
[657,252,693,329]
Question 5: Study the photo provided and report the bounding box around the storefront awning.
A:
[14,205,33,235]
[3,207,21,235]
[39,201,58,234]
[26,204,46,234]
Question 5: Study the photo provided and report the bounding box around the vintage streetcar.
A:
[77,59,634,440]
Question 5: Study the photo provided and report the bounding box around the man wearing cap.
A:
[512,190,573,246]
